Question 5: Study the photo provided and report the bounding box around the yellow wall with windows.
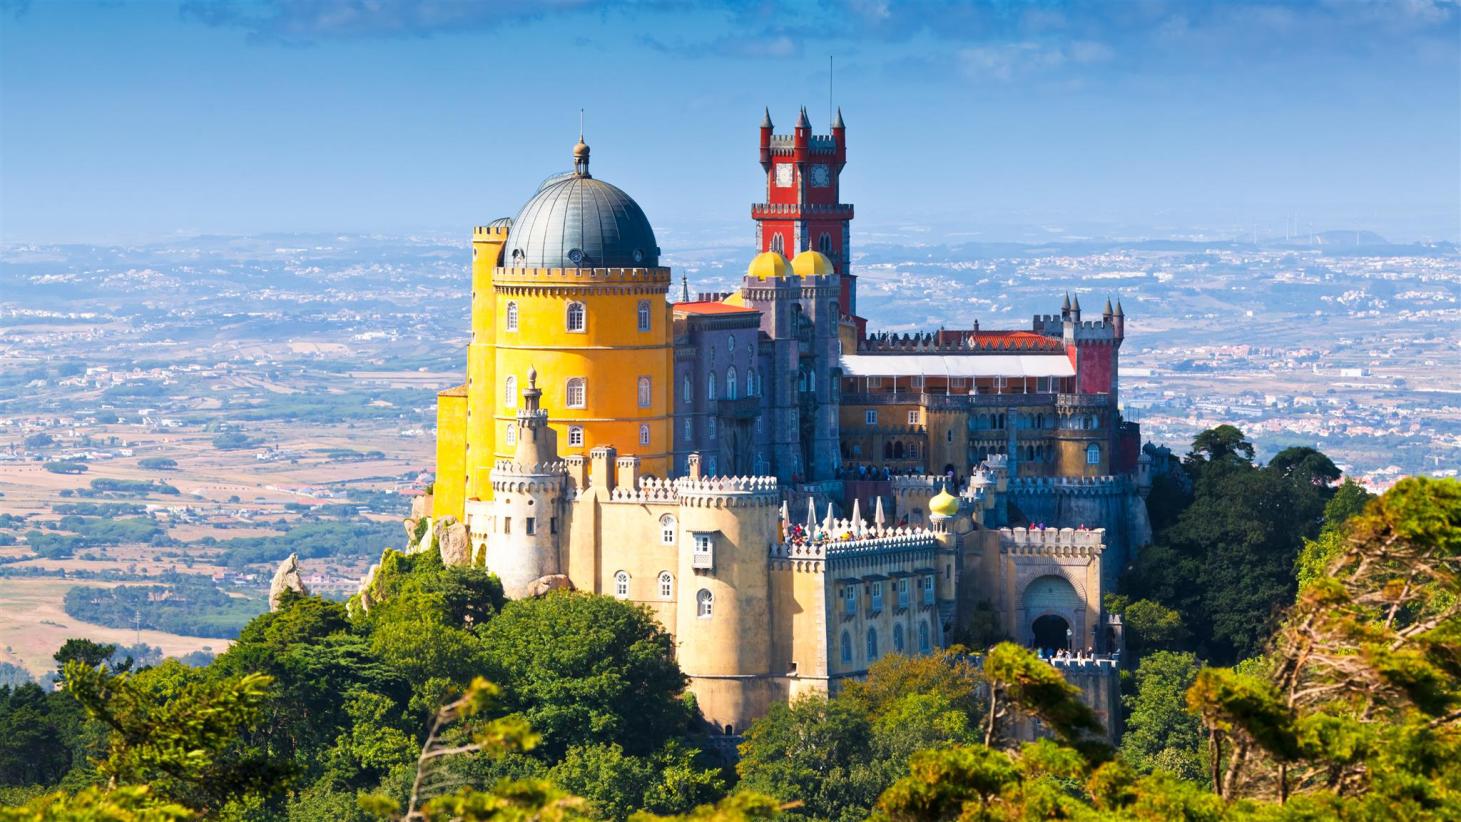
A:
[466,227,507,502]
[433,387,468,522]
[492,268,673,477]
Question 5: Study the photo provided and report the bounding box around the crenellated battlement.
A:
[857,331,1065,353]
[1007,475,1126,496]
[493,458,570,476]
[493,266,672,285]
[605,475,679,504]
[999,526,1105,556]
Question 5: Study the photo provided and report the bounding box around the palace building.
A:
[419,111,1152,739]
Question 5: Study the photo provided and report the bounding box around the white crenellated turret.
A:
[486,367,569,598]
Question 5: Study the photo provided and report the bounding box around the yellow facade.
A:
[433,386,468,522]
[491,267,673,477]
[467,225,508,502]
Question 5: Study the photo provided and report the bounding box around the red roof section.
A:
[934,329,1063,351]
[673,301,760,316]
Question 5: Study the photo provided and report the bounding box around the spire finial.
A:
[572,111,590,177]
[680,275,690,302]
[761,106,773,129]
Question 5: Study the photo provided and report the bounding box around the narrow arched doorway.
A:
[1033,614,1070,652]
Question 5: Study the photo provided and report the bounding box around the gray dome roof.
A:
[505,170,660,269]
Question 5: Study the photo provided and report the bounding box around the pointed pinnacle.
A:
[796,106,811,128]
[1062,292,1071,311]
[833,106,845,129]
[761,106,773,129]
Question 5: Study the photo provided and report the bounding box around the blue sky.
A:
[1,0,1457,245]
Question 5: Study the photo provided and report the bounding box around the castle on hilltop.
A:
[423,109,1151,739]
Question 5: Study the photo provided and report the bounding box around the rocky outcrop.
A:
[269,553,309,611]
[437,516,470,566]
[527,574,573,597]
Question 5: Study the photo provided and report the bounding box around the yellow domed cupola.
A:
[791,249,834,277]
[929,485,960,519]
[747,250,791,280]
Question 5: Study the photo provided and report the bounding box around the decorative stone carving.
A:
[268,553,309,611]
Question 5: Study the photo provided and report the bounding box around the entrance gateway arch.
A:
[1022,575,1082,652]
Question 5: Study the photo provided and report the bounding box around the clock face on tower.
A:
[810,164,831,188]
[775,163,794,188]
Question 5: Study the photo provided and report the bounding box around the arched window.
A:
[726,367,738,400]
[697,589,713,618]
[682,374,693,403]
[504,375,517,406]
[707,373,717,401]
[505,301,519,332]
[658,571,673,600]
[639,424,650,446]
[894,441,905,459]
[707,417,716,439]
[883,442,893,459]
[567,425,584,447]
[566,301,586,332]
[894,623,906,652]
[637,300,651,332]
[747,368,756,397]
[638,376,652,408]
[613,571,629,599]
[659,515,677,545]
[566,377,586,408]
[841,630,852,664]
[505,423,516,445]
[819,233,832,254]
[866,627,879,660]
[919,621,931,652]
[771,234,784,254]
[1086,443,1101,465]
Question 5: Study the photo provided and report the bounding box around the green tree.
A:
[1119,651,1205,782]
[1188,424,1254,466]
[481,592,688,759]
[1188,477,1461,808]
[736,696,881,821]
[0,684,74,787]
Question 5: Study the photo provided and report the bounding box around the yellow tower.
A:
[490,138,673,477]
[467,219,510,501]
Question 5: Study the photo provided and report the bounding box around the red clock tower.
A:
[754,106,857,320]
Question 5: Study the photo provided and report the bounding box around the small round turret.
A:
[790,249,834,277]
[929,485,959,519]
[747,250,791,280]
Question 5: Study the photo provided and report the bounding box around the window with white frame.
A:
[747,369,756,397]
[865,410,878,426]
[870,581,883,612]
[505,301,519,332]
[637,300,651,332]
[566,301,586,332]
[1086,443,1101,465]
[566,377,586,408]
[639,424,650,446]
[567,426,584,447]
[637,376,652,408]
[504,375,517,407]
[682,375,692,403]
[707,373,717,401]
[907,409,919,425]
[658,571,673,600]
[696,589,713,618]
[692,533,713,568]
[659,515,676,545]
[613,571,629,599]
[726,367,738,400]
[505,423,516,445]
[922,575,935,605]
[898,577,910,609]
[843,585,856,615]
